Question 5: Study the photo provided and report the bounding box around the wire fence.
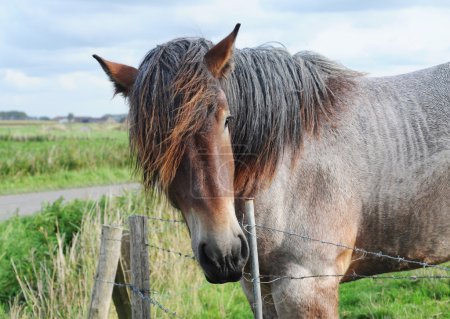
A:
[147,244,196,260]
[94,212,450,318]
[244,224,450,272]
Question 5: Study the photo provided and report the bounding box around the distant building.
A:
[74,116,103,123]
[51,113,127,124]
[53,116,69,124]
[101,114,127,123]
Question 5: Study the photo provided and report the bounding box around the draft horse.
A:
[94,24,450,318]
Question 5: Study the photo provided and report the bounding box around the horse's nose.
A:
[198,234,249,283]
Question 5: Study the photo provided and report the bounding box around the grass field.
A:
[0,121,134,194]
[1,192,448,318]
[0,122,448,318]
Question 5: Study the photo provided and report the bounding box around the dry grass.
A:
[7,192,250,318]
[0,121,57,126]
[9,200,122,319]
[4,191,449,318]
[0,122,132,195]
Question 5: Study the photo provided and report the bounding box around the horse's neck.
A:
[250,64,450,275]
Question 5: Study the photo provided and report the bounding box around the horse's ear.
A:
[204,23,240,78]
[92,54,138,97]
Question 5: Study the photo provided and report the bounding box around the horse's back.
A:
[356,61,450,169]
[348,62,450,275]
[364,61,450,129]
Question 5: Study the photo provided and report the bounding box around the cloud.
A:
[261,0,450,13]
[1,69,128,117]
[299,6,450,75]
[1,69,44,90]
[0,0,450,117]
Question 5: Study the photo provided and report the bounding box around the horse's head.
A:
[94,24,249,283]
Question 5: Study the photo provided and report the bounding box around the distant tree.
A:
[119,115,127,123]
[0,111,28,120]
[68,113,74,123]
[39,116,50,121]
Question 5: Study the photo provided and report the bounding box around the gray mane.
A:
[223,46,362,195]
[128,38,362,195]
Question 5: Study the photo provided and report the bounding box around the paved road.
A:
[0,183,140,221]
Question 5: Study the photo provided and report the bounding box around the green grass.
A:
[0,198,90,301]
[0,167,132,194]
[1,192,448,318]
[1,122,448,318]
[0,121,126,139]
[0,122,134,194]
[2,192,253,318]
[340,273,450,318]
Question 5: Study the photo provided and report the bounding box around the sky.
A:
[1,0,450,118]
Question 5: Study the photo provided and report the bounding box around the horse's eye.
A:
[225,115,233,129]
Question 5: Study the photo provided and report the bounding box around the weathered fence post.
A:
[112,230,132,319]
[129,216,151,319]
[89,225,123,319]
[245,199,263,319]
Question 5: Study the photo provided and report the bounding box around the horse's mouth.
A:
[204,269,243,284]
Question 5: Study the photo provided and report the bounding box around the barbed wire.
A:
[100,215,185,230]
[148,295,179,318]
[147,216,185,224]
[242,271,450,284]
[147,244,196,260]
[243,224,450,272]
[97,216,449,317]
[96,277,210,302]
[106,219,449,273]
[95,279,178,317]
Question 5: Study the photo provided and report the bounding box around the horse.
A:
[94,24,450,318]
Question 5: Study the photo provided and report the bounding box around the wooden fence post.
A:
[129,216,151,319]
[112,231,132,319]
[89,225,123,319]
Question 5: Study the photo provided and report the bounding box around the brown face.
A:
[94,24,248,284]
[167,90,249,283]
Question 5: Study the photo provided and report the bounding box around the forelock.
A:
[128,38,218,190]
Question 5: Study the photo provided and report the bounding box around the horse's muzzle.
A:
[198,233,249,284]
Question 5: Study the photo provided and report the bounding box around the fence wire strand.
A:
[147,244,196,260]
[96,214,449,318]
[243,224,450,272]
[242,271,450,284]
[96,279,178,317]
[147,216,185,224]
[101,215,184,229]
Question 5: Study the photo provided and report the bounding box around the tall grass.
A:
[0,198,89,301]
[8,200,120,319]
[0,139,129,177]
[6,192,251,318]
[5,192,449,318]
[0,123,133,194]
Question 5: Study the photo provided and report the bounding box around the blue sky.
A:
[1,0,449,117]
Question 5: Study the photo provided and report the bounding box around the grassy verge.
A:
[0,198,92,302]
[340,270,449,318]
[0,167,133,195]
[2,191,252,318]
[1,193,448,318]
[0,122,134,194]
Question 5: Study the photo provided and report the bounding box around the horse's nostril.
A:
[197,237,246,283]
[199,242,218,267]
[199,242,208,261]
[238,234,249,261]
